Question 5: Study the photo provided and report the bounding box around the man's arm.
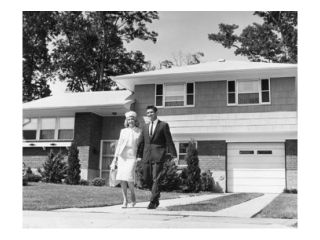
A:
[164,122,177,158]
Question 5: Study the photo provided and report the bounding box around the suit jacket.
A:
[137,120,177,163]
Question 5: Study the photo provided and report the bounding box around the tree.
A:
[23,11,59,102]
[208,11,297,63]
[65,142,81,185]
[157,51,205,70]
[181,141,201,193]
[51,11,159,92]
[42,150,67,183]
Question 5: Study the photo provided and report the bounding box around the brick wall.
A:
[196,140,227,192]
[23,147,68,169]
[199,155,226,171]
[101,116,126,140]
[74,112,102,180]
[285,139,297,190]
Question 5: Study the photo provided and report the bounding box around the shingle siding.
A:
[134,77,296,116]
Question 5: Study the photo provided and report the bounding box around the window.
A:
[23,118,38,140]
[58,117,74,140]
[101,140,117,171]
[40,118,56,140]
[23,117,74,141]
[257,150,272,154]
[227,79,271,105]
[239,150,254,154]
[155,83,195,107]
[178,142,189,165]
[175,141,197,166]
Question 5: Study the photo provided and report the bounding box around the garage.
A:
[227,142,285,193]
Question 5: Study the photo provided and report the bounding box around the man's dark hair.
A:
[146,105,158,112]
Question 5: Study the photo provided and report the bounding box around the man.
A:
[137,105,177,209]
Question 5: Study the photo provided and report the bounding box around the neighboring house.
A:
[23,60,297,193]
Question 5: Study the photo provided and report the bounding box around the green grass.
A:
[23,182,205,211]
[166,193,263,212]
[254,193,297,219]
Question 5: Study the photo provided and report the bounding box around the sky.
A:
[51,11,263,95]
[125,11,263,65]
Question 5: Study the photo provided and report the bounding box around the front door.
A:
[100,140,117,185]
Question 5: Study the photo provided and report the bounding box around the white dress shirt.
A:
[149,118,158,136]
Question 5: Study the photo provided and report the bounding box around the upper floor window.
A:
[155,83,195,108]
[227,79,270,105]
[23,117,74,141]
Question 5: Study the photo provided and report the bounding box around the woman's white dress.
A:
[115,127,141,182]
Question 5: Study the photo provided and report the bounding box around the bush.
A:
[135,161,145,189]
[42,150,67,183]
[283,188,297,194]
[26,173,42,182]
[158,155,181,191]
[65,142,81,185]
[91,177,105,186]
[26,167,33,175]
[180,141,201,193]
[79,179,89,186]
[200,170,214,192]
[24,167,42,182]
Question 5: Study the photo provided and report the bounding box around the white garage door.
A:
[227,142,285,193]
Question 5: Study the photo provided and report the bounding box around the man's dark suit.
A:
[137,120,177,205]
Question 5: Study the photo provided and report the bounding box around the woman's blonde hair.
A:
[124,117,140,128]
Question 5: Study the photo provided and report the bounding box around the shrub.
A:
[27,173,42,182]
[283,188,298,194]
[23,176,28,186]
[91,177,105,186]
[26,167,33,175]
[158,155,181,191]
[200,170,214,192]
[42,150,67,183]
[65,142,81,185]
[79,179,89,186]
[180,141,201,192]
[135,161,145,189]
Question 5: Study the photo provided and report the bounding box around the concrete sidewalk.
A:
[55,193,278,218]
[24,193,297,228]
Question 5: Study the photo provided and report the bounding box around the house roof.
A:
[23,90,134,117]
[112,60,297,91]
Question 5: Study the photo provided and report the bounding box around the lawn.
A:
[166,192,263,212]
[253,193,297,219]
[23,182,206,211]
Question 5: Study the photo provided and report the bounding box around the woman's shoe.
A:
[129,201,136,208]
[121,202,128,208]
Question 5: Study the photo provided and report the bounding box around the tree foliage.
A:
[23,11,59,102]
[65,142,81,185]
[42,150,67,183]
[51,11,159,91]
[208,11,297,63]
[159,51,205,69]
[181,141,201,193]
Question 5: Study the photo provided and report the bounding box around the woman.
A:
[110,111,141,208]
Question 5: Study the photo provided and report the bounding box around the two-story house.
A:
[23,59,297,193]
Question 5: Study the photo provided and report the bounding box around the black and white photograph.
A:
[3,0,320,237]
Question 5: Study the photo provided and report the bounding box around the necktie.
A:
[150,121,154,136]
